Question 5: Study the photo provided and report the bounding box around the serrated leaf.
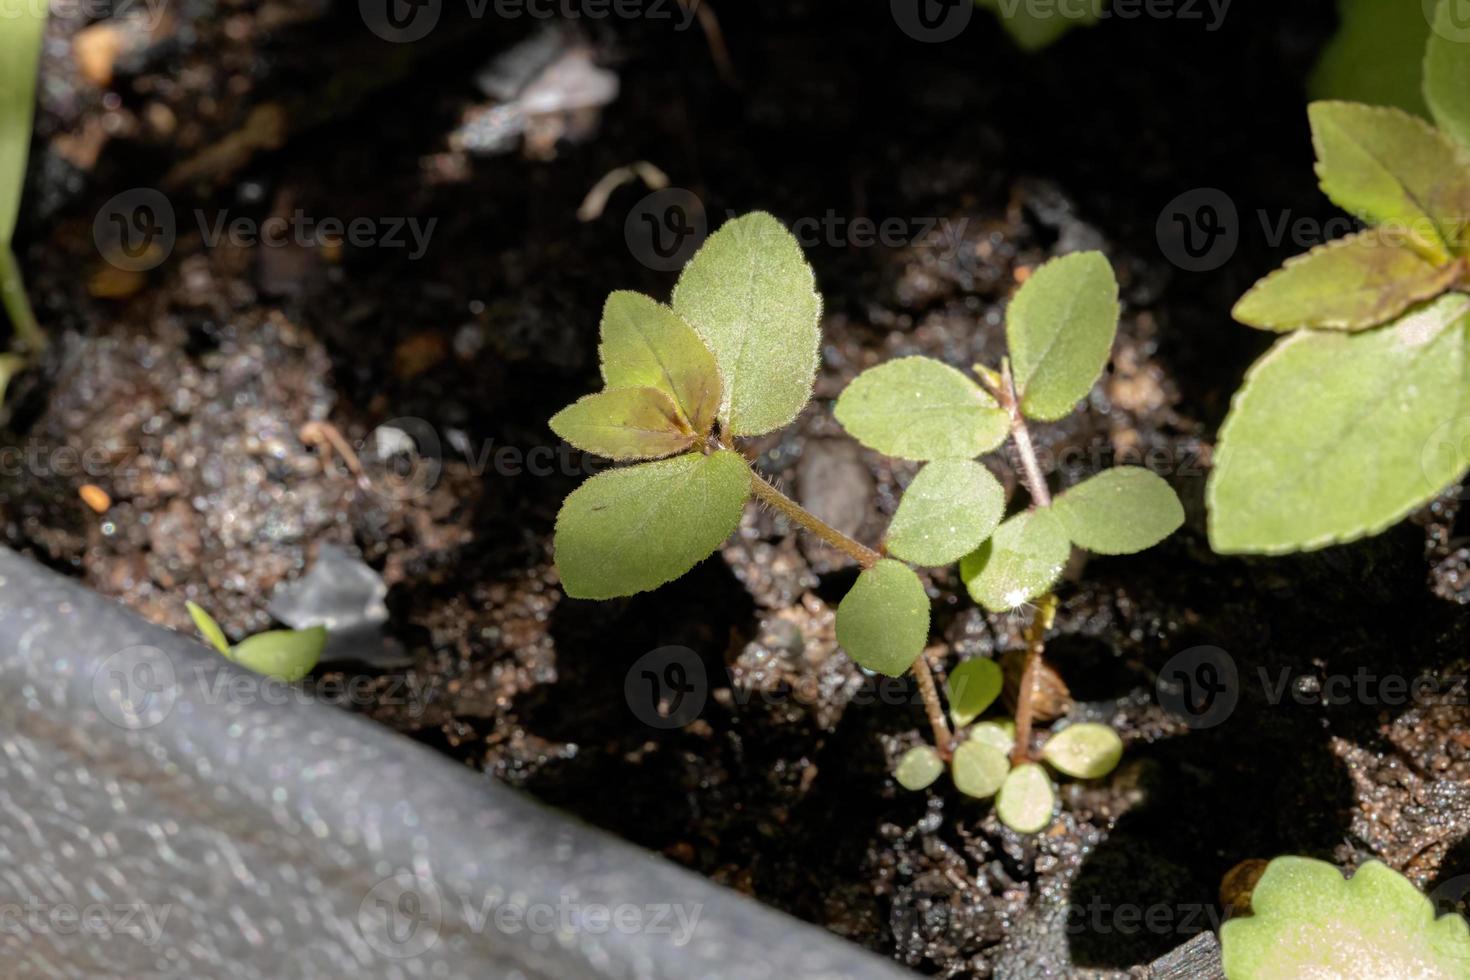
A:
[230,627,326,682]
[951,740,1010,800]
[671,212,822,436]
[1309,0,1431,118]
[554,450,751,599]
[0,3,45,245]
[959,508,1071,612]
[974,0,1100,51]
[895,745,944,791]
[995,763,1056,834]
[968,719,1016,755]
[834,357,1009,461]
[1053,467,1183,556]
[549,387,695,460]
[1208,294,1470,554]
[1042,722,1123,779]
[1219,857,1470,980]
[1233,231,1463,332]
[185,601,231,656]
[598,291,721,436]
[1309,102,1470,262]
[887,460,1005,566]
[1426,0,1470,153]
[835,559,931,677]
[1006,252,1120,421]
[946,658,1004,728]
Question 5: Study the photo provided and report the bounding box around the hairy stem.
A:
[747,468,881,569]
[911,651,954,759]
[999,361,1051,508]
[1011,593,1058,765]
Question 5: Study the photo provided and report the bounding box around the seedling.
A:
[0,9,47,367]
[974,0,1100,52]
[1219,856,1470,979]
[549,211,1182,833]
[1209,0,1470,554]
[186,601,326,682]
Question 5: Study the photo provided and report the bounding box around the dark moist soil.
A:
[8,2,1470,976]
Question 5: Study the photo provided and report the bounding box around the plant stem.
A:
[747,468,882,569]
[999,361,1050,508]
[911,651,954,759]
[0,245,44,354]
[1011,592,1058,765]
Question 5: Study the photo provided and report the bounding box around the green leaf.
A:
[598,291,721,436]
[968,719,1016,755]
[886,460,1005,566]
[946,658,1003,728]
[549,387,695,460]
[995,763,1056,834]
[1309,0,1431,118]
[1220,857,1470,980]
[1233,231,1463,332]
[1053,467,1183,556]
[951,739,1010,800]
[835,559,931,677]
[1007,251,1120,421]
[974,0,1100,51]
[1309,102,1470,263]
[230,627,326,682]
[186,601,232,656]
[895,745,944,791]
[834,357,1009,461]
[959,508,1071,612]
[1042,722,1123,779]
[1425,0,1470,153]
[0,4,45,245]
[555,450,751,599]
[671,212,822,437]
[1208,294,1470,554]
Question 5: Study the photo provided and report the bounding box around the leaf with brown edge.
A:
[550,387,696,460]
[599,291,722,436]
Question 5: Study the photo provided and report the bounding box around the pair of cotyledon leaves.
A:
[1211,10,1470,555]
[187,601,326,682]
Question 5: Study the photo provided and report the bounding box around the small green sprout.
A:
[1219,857,1470,980]
[974,0,1101,52]
[549,211,1181,833]
[186,600,326,682]
[1210,0,1470,554]
[0,8,47,362]
[994,763,1055,834]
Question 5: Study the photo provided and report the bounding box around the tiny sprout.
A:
[951,739,1009,800]
[186,600,325,682]
[895,745,945,792]
[946,658,1003,728]
[1041,722,1123,780]
[995,763,1056,834]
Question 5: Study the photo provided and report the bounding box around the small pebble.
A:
[79,484,111,513]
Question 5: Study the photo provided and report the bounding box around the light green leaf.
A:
[671,212,822,436]
[555,450,751,599]
[895,745,944,791]
[1042,722,1123,779]
[959,508,1071,612]
[968,719,1016,755]
[1006,252,1120,421]
[974,0,1100,51]
[549,387,695,460]
[886,460,1005,566]
[946,658,1003,728]
[1309,0,1431,118]
[230,627,326,682]
[1208,294,1470,554]
[951,739,1010,800]
[1426,0,1470,153]
[1233,231,1463,332]
[1309,101,1470,262]
[185,601,232,656]
[834,357,1009,461]
[598,291,721,436]
[995,763,1056,834]
[1219,857,1470,980]
[1053,467,1183,556]
[835,559,931,677]
[0,4,45,246]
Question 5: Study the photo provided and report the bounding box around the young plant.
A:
[0,10,47,361]
[973,0,1100,51]
[1219,856,1470,979]
[549,211,1182,833]
[187,601,326,682]
[1209,0,1470,554]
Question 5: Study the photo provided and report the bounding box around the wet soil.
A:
[6,1,1470,976]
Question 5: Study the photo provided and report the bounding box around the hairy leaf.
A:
[946,657,1004,728]
[1309,0,1431,118]
[549,387,695,460]
[555,450,751,599]
[995,763,1056,834]
[598,291,721,435]
[835,559,931,677]
[951,740,1010,800]
[835,357,1009,461]
[959,508,1071,612]
[1053,467,1183,555]
[1042,722,1123,779]
[230,627,326,682]
[1006,252,1120,421]
[0,3,45,245]
[1220,857,1470,980]
[671,212,822,436]
[186,601,232,656]
[895,746,944,791]
[1233,231,1463,332]
[1208,294,1470,554]
[886,459,1005,566]
[1426,0,1470,153]
[1309,102,1470,261]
